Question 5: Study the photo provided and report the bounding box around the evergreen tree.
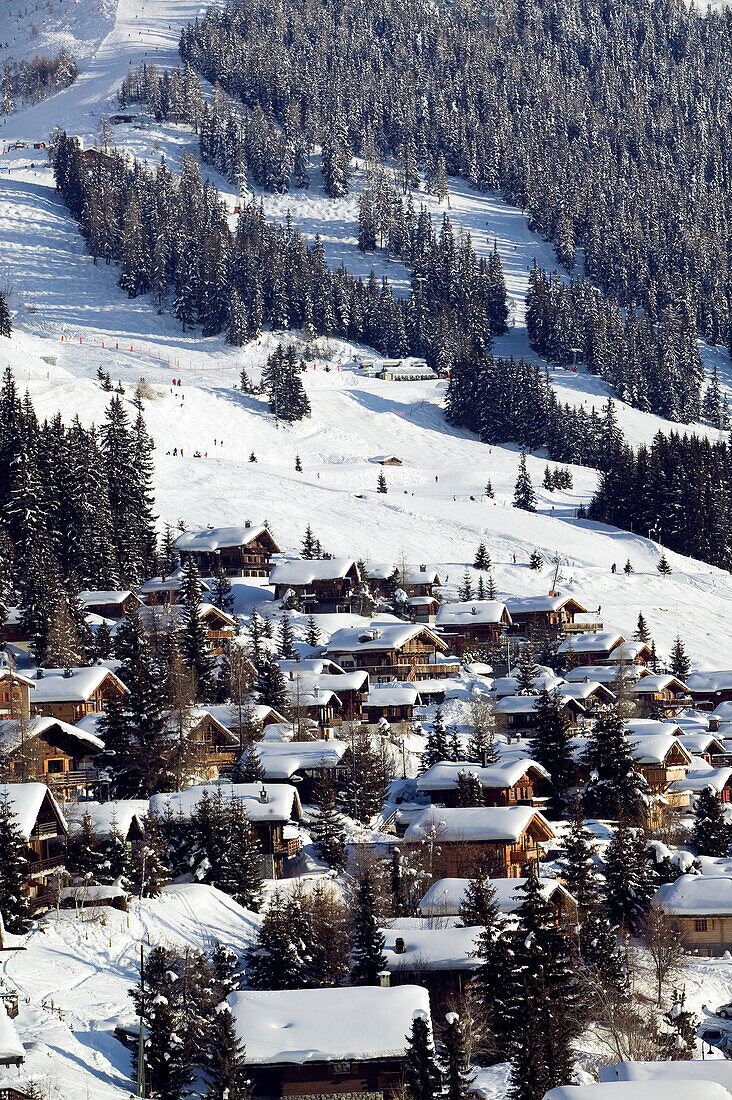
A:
[238,746,266,783]
[341,727,388,823]
[513,453,536,512]
[657,551,672,576]
[405,1011,441,1100]
[278,612,296,659]
[212,565,235,614]
[130,814,171,898]
[658,988,698,1060]
[669,635,691,681]
[514,643,539,695]
[474,542,491,570]
[310,776,347,871]
[689,786,730,857]
[256,651,289,712]
[582,703,649,823]
[422,708,450,769]
[0,292,11,338]
[528,688,574,817]
[459,870,500,927]
[456,770,484,807]
[440,1012,473,1100]
[350,869,386,985]
[179,556,216,700]
[377,471,388,494]
[457,570,473,601]
[206,1005,251,1100]
[67,811,104,880]
[634,613,650,643]
[305,615,320,647]
[295,454,302,471]
[246,891,306,989]
[0,795,32,932]
[603,823,657,933]
[623,559,634,576]
[529,549,543,571]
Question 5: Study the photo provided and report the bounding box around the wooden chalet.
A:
[629,673,690,717]
[362,684,421,729]
[0,783,68,905]
[79,590,142,620]
[169,707,241,781]
[28,666,127,725]
[0,716,104,801]
[282,666,369,722]
[242,739,348,801]
[416,758,550,808]
[0,668,34,721]
[504,594,591,638]
[404,804,554,879]
[325,622,457,682]
[270,558,362,612]
[407,595,440,623]
[418,875,577,924]
[628,735,692,811]
[138,572,212,607]
[228,985,431,1100]
[687,671,732,712]
[556,631,626,667]
[136,603,236,654]
[434,600,512,654]
[151,783,303,879]
[496,694,586,734]
[368,563,443,600]
[656,876,732,956]
[174,523,279,577]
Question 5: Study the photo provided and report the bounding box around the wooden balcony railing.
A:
[29,855,66,875]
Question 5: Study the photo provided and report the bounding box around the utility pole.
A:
[136,944,146,1098]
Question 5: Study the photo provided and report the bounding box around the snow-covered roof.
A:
[365,685,421,708]
[625,719,682,738]
[281,669,369,694]
[65,799,148,839]
[688,671,732,694]
[228,985,430,1064]
[285,683,341,710]
[204,703,288,730]
[504,594,587,615]
[670,757,732,793]
[0,668,35,688]
[655,875,732,916]
[366,563,441,585]
[150,782,302,823]
[174,524,271,552]
[626,735,691,766]
[679,733,724,755]
[0,715,104,754]
[0,782,67,839]
[242,740,347,779]
[496,695,584,716]
[0,1001,24,1064]
[59,884,127,902]
[564,665,645,685]
[270,558,358,585]
[405,804,553,843]
[381,924,480,971]
[630,673,687,694]
[607,640,651,663]
[279,659,347,676]
[435,601,510,628]
[79,590,135,606]
[27,666,126,702]
[138,573,211,594]
[557,631,624,655]
[417,758,548,793]
[545,1085,732,1100]
[326,622,445,653]
[560,681,615,703]
[494,673,564,698]
[601,1062,732,1089]
[418,876,573,917]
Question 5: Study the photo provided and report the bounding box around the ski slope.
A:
[0,0,729,677]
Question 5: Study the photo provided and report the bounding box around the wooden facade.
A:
[0,673,32,721]
[29,670,126,725]
[81,591,142,620]
[328,626,456,683]
[177,529,279,578]
[5,722,101,801]
[249,1056,405,1098]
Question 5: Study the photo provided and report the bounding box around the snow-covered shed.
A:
[404,804,554,879]
[363,683,421,726]
[78,590,141,620]
[418,876,576,921]
[227,984,430,1097]
[173,523,280,577]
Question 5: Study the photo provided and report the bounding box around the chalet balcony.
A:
[560,621,603,636]
[29,855,66,876]
[44,769,99,790]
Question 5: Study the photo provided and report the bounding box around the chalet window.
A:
[332,1062,352,1074]
[695,919,708,932]
[46,759,65,774]
[516,788,530,801]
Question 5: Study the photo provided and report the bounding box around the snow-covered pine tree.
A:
[528,688,574,817]
[634,613,650,643]
[246,891,306,989]
[206,1004,251,1100]
[0,794,32,932]
[457,570,473,601]
[657,552,672,576]
[310,775,347,871]
[256,651,289,712]
[669,635,691,681]
[278,612,296,659]
[179,556,216,701]
[514,643,539,695]
[350,868,387,985]
[456,770,484,807]
[405,1011,441,1100]
[474,542,491,570]
[690,786,730,857]
[341,726,388,824]
[460,869,500,927]
[130,814,170,898]
[0,292,11,338]
[422,707,450,770]
[440,1012,473,1100]
[603,823,658,933]
[212,565,235,614]
[529,549,543,571]
[305,615,320,647]
[658,987,698,1061]
[377,471,388,494]
[513,453,536,512]
[239,747,266,783]
[582,702,649,823]
[67,811,104,881]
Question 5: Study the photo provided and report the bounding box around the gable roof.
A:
[557,631,624,655]
[655,875,732,917]
[504,594,588,615]
[0,715,104,755]
[365,685,421,708]
[174,524,279,553]
[150,782,302,823]
[326,621,447,654]
[270,558,359,586]
[0,782,67,839]
[138,573,211,595]
[27,666,127,703]
[629,673,688,694]
[687,671,732,694]
[229,985,430,1065]
[65,799,148,839]
[243,740,348,779]
[404,804,554,843]
[435,600,510,628]
[418,876,574,917]
[417,758,548,793]
[496,695,585,716]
